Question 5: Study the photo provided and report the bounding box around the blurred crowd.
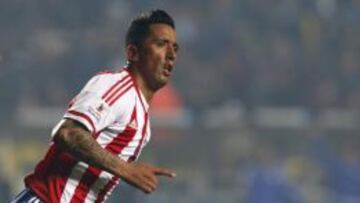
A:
[2,127,358,203]
[1,0,359,120]
[0,0,359,202]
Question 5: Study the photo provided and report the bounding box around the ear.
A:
[126,44,139,63]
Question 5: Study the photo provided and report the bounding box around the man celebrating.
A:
[12,9,179,203]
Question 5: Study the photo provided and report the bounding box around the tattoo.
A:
[54,119,124,177]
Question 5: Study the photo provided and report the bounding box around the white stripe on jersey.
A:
[83,165,126,203]
[96,178,120,202]
[60,162,89,203]
[96,130,122,148]
[28,197,36,203]
[83,171,112,203]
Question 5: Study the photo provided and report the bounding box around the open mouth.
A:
[163,63,173,77]
[163,68,171,77]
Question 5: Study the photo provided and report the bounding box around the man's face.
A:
[137,23,178,90]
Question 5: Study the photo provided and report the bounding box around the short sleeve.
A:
[63,74,119,133]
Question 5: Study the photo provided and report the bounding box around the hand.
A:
[120,162,176,194]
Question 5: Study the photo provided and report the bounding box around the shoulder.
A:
[91,68,137,107]
[84,69,130,92]
[95,70,113,75]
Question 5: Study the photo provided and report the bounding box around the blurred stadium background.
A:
[1,0,359,202]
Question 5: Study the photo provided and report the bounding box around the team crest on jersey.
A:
[128,119,138,129]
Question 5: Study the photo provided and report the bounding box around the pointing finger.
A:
[153,167,177,178]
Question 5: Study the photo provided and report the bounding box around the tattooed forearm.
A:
[53,119,176,194]
[53,119,127,177]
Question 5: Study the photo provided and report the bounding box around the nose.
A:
[166,45,177,62]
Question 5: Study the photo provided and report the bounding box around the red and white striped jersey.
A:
[24,68,151,203]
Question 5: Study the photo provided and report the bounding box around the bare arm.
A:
[53,119,176,193]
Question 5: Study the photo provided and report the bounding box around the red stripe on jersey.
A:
[129,112,148,162]
[134,86,146,112]
[106,106,137,154]
[95,107,138,202]
[71,107,137,202]
[67,110,96,133]
[54,153,79,202]
[103,77,132,103]
[128,71,147,112]
[108,84,134,106]
[101,75,131,100]
[25,144,78,203]
[70,166,102,203]
[105,79,133,105]
[95,176,119,203]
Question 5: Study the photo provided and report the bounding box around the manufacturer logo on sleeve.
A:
[88,104,106,121]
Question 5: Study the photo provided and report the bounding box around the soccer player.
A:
[11,9,179,203]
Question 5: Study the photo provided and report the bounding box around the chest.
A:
[96,102,151,155]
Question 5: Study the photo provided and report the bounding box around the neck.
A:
[127,67,155,103]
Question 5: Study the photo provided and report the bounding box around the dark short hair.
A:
[125,9,175,48]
